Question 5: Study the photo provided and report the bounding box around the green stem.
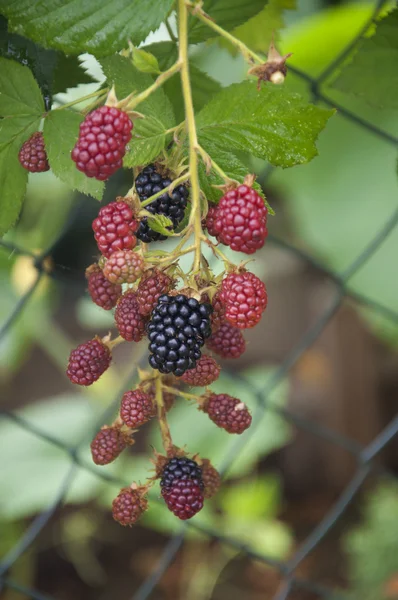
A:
[166,18,177,42]
[127,61,182,110]
[197,144,236,184]
[154,373,173,454]
[187,2,264,64]
[178,0,203,274]
[140,172,191,207]
[53,88,108,111]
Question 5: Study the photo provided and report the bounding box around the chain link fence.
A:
[1,3,397,598]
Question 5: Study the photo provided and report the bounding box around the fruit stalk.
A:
[178,0,203,274]
[154,373,173,454]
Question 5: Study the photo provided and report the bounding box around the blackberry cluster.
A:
[18,132,49,173]
[135,164,189,242]
[147,294,213,376]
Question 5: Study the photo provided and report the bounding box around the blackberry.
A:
[147,294,212,376]
[135,164,189,242]
[18,132,49,173]
[160,457,204,492]
[162,478,204,520]
[112,487,148,526]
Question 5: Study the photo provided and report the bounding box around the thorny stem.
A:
[197,145,237,185]
[53,88,109,111]
[178,0,203,275]
[127,61,182,110]
[201,234,236,268]
[155,373,173,454]
[163,385,203,403]
[186,2,264,65]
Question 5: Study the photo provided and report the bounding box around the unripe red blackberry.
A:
[92,200,139,259]
[206,320,246,359]
[115,291,147,342]
[112,486,148,526]
[162,479,204,520]
[136,269,174,316]
[204,205,219,238]
[18,132,50,173]
[71,106,133,180]
[214,185,268,254]
[179,354,220,387]
[103,249,144,284]
[202,393,252,434]
[220,271,268,329]
[120,389,155,428]
[86,264,122,310]
[66,337,111,386]
[90,425,128,465]
[200,459,221,499]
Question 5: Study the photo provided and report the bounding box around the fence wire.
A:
[1,4,398,598]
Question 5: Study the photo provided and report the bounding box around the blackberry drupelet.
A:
[135,164,189,242]
[147,294,212,376]
[160,457,204,492]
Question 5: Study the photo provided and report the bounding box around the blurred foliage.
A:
[343,482,398,600]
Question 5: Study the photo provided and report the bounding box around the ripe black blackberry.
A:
[147,294,212,376]
[160,457,204,492]
[135,164,189,242]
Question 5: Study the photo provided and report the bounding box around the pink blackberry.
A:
[71,106,133,180]
[115,291,147,342]
[179,354,220,387]
[92,200,138,259]
[201,459,221,499]
[103,249,144,284]
[112,487,148,526]
[120,389,155,428]
[204,205,219,238]
[206,320,246,359]
[220,271,268,329]
[90,426,127,465]
[86,264,122,310]
[214,185,268,254]
[202,393,252,434]
[18,132,49,173]
[66,337,111,386]
[136,269,174,316]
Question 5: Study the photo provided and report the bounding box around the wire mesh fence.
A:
[1,3,398,598]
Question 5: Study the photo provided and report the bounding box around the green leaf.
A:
[0,57,44,117]
[0,19,95,104]
[197,81,334,168]
[132,47,160,75]
[146,213,174,236]
[198,142,274,213]
[145,41,223,122]
[52,54,96,95]
[330,8,398,109]
[0,394,109,519]
[219,0,296,56]
[188,0,268,44]
[0,116,41,235]
[0,0,174,56]
[43,110,104,200]
[100,55,175,167]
